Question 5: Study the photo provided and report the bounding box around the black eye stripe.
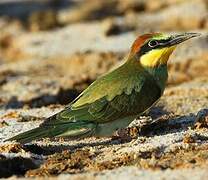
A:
[136,38,171,57]
[148,40,158,47]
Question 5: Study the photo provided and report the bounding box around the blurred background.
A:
[0,0,207,108]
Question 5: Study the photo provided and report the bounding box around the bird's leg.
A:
[112,128,132,142]
[112,126,139,142]
[94,116,137,142]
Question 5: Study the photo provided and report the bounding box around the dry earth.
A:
[0,0,208,179]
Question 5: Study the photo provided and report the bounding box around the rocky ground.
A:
[0,0,208,179]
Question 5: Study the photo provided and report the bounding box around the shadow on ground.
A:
[22,106,199,155]
[1,108,208,178]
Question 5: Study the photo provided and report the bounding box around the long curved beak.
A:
[167,32,201,46]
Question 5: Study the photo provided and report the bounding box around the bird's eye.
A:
[148,40,158,47]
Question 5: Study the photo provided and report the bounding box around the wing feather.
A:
[41,64,161,126]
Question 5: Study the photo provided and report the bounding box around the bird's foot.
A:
[111,127,139,143]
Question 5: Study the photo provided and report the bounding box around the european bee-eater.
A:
[7,32,200,143]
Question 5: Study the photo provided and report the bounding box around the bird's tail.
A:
[5,122,96,144]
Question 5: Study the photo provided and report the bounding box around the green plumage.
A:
[7,57,167,143]
[6,32,200,143]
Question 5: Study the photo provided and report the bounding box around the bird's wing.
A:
[41,65,158,126]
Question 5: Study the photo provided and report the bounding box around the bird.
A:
[6,32,200,144]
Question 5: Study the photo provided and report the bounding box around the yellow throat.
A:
[140,46,176,67]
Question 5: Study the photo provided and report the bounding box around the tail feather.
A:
[5,122,96,144]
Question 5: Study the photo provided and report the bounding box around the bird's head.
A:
[130,32,200,68]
